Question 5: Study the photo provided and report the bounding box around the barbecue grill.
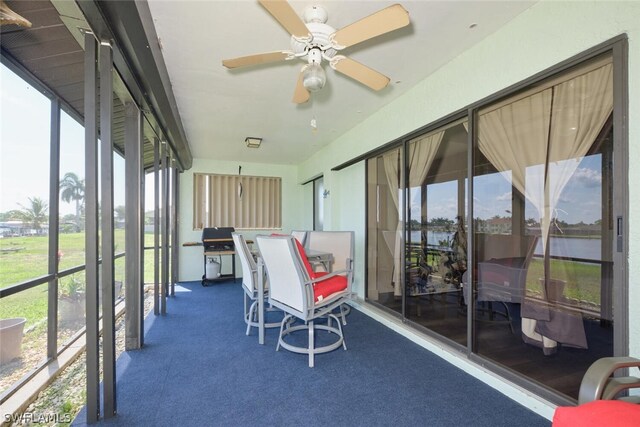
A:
[201,227,236,286]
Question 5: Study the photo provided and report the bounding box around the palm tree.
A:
[12,197,49,232]
[60,172,85,232]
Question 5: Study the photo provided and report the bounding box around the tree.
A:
[60,172,85,232]
[114,205,126,223]
[12,197,49,232]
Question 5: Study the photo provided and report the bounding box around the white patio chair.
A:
[306,231,355,323]
[256,235,349,368]
[291,230,308,247]
[232,233,280,337]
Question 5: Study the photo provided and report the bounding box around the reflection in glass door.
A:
[405,121,468,344]
[471,54,615,399]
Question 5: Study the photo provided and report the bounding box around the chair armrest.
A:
[579,357,640,404]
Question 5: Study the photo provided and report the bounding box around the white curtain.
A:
[383,149,400,211]
[543,63,613,244]
[478,63,612,256]
[382,131,445,295]
[408,131,445,187]
[477,89,552,252]
[382,149,402,294]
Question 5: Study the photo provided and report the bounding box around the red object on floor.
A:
[552,400,640,427]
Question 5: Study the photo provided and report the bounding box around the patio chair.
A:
[553,357,640,426]
[232,233,280,336]
[305,231,355,324]
[256,235,349,368]
[462,234,538,334]
[291,230,307,246]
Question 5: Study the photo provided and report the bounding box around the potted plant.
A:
[0,317,27,364]
[59,274,86,327]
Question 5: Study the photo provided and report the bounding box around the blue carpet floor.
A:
[74,280,550,426]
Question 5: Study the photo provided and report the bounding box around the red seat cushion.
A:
[553,400,640,427]
[312,274,347,303]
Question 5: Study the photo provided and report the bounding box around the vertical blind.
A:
[193,173,281,229]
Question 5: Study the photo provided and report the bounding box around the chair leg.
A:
[332,313,347,351]
[308,320,315,368]
[276,315,290,352]
[246,300,258,336]
[339,304,347,326]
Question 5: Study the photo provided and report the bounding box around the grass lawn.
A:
[407,243,602,307]
[526,257,601,304]
[0,230,161,328]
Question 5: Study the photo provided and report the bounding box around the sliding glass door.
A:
[405,120,468,345]
[365,48,622,402]
[471,54,615,398]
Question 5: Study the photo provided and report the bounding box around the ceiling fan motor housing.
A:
[303,5,328,24]
[290,22,337,60]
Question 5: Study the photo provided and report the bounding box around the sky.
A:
[1,64,155,217]
[409,155,602,225]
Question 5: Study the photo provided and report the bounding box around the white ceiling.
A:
[147,0,536,165]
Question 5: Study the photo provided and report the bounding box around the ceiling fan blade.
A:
[258,0,310,39]
[331,56,390,91]
[292,71,310,104]
[222,51,292,69]
[331,4,409,49]
[0,0,32,27]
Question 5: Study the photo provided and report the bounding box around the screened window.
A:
[193,173,281,229]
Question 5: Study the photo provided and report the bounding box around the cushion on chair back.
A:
[294,239,316,281]
[553,400,640,427]
[278,234,347,303]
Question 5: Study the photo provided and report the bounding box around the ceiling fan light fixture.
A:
[302,63,326,92]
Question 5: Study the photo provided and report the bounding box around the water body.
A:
[533,237,601,260]
[410,231,601,261]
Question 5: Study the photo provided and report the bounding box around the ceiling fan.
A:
[222,1,410,104]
